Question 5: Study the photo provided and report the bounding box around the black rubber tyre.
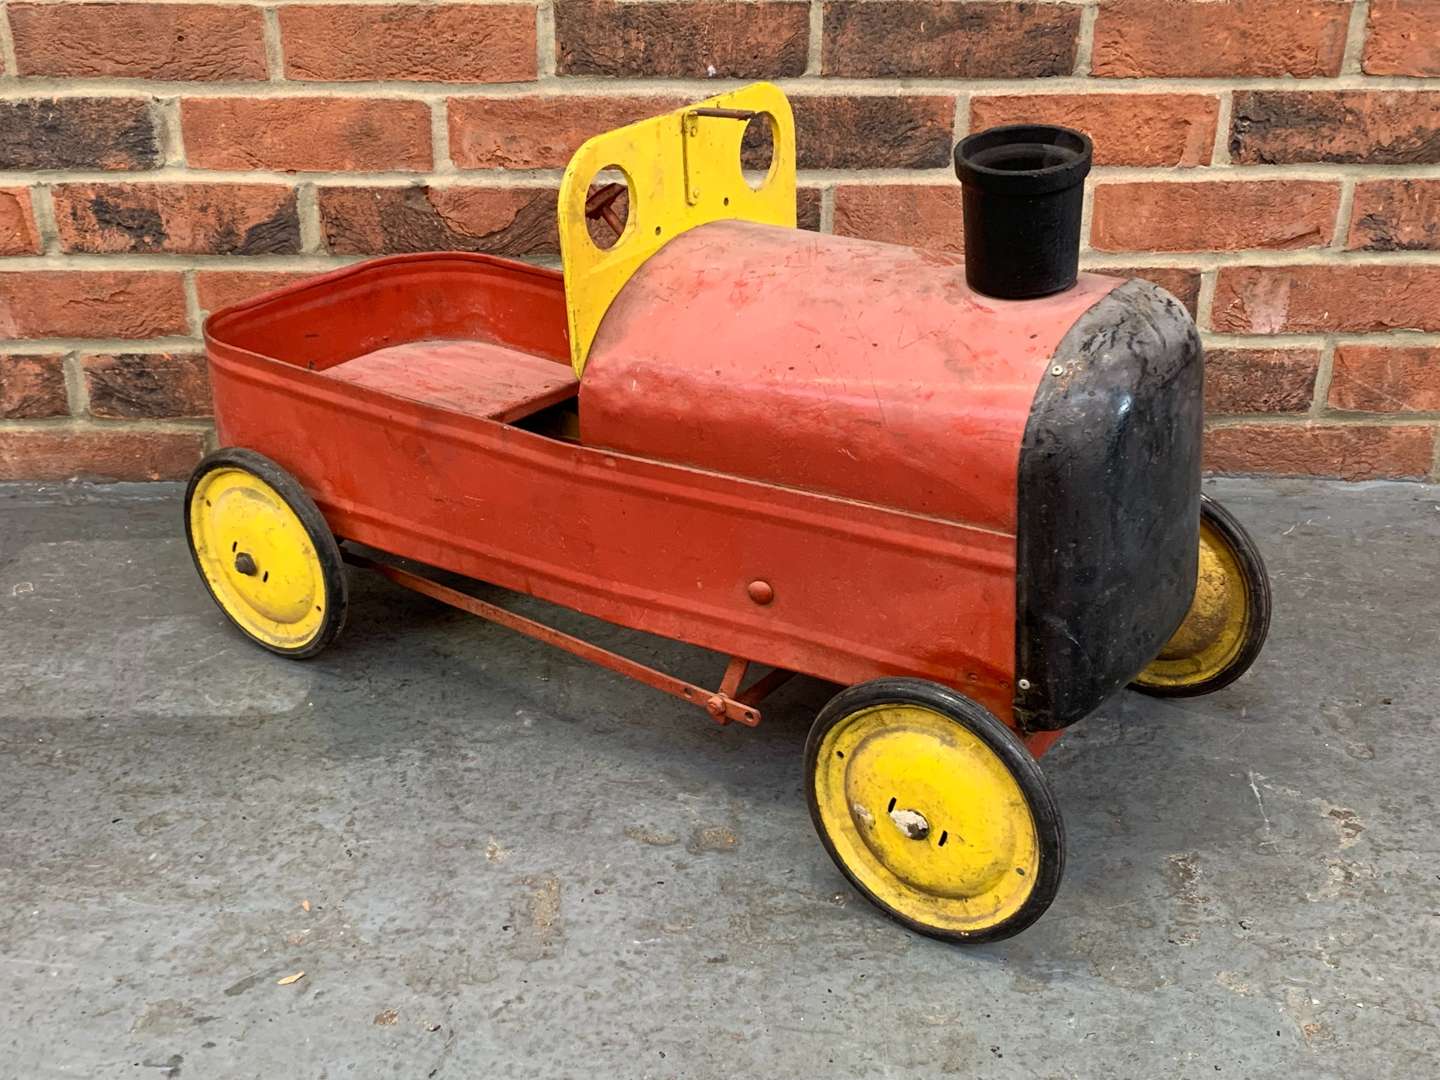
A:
[184,447,348,659]
[805,677,1065,944]
[1131,494,1271,698]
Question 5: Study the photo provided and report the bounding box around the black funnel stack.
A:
[954,124,1093,300]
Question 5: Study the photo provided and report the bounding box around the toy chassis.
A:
[187,85,1271,942]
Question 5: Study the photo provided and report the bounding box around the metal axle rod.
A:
[349,555,791,727]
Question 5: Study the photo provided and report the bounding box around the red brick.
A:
[0,188,41,255]
[52,183,300,256]
[319,186,559,256]
[793,96,954,169]
[1348,180,1440,251]
[970,94,1219,167]
[10,3,266,80]
[556,0,809,77]
[1364,0,1440,75]
[1329,346,1440,412]
[1091,181,1339,252]
[81,353,211,419]
[1093,0,1350,78]
[449,95,687,170]
[182,98,432,172]
[0,272,188,340]
[0,429,206,482]
[1231,91,1440,165]
[1090,267,1202,316]
[833,185,965,253]
[1213,265,1440,334]
[1205,423,1436,480]
[796,188,822,232]
[280,5,536,83]
[0,354,68,419]
[195,271,320,313]
[823,1,1080,78]
[1205,349,1321,414]
[0,98,160,170]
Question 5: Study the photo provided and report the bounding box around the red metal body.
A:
[205,227,1115,755]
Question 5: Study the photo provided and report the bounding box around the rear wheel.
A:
[805,678,1064,943]
[1132,494,1270,697]
[184,448,347,658]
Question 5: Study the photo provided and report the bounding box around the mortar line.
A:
[295,182,323,253]
[10,246,1440,273]
[1204,413,1440,428]
[28,182,59,254]
[951,92,970,144]
[156,97,186,167]
[1310,339,1339,415]
[0,4,19,78]
[806,0,823,77]
[58,349,86,417]
[430,100,455,174]
[262,6,286,82]
[1340,0,1371,76]
[182,268,204,337]
[819,184,835,234]
[1331,177,1358,251]
[536,1,556,78]
[0,336,204,353]
[1211,90,1234,167]
[1195,269,1218,333]
[11,162,1440,186]
[1073,1,1098,77]
[0,415,216,434]
[14,73,1440,97]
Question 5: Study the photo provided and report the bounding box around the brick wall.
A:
[1,0,1438,482]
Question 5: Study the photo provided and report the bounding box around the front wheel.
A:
[1131,494,1271,698]
[805,678,1064,943]
[184,448,348,658]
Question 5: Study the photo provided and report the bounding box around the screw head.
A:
[746,579,775,605]
[1017,677,1032,691]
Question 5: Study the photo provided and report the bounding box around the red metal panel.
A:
[202,248,1103,735]
[580,221,1119,534]
[321,340,577,423]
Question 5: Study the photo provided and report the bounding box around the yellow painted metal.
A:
[1134,514,1251,690]
[188,467,328,650]
[557,82,797,377]
[813,704,1040,934]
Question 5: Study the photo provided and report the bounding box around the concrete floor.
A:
[1,477,1437,1079]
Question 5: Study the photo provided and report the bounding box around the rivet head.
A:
[1017,677,1032,691]
[746,579,775,605]
[1050,365,1065,377]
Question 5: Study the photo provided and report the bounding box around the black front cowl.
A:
[1013,278,1204,731]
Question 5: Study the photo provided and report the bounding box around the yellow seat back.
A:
[557,82,797,377]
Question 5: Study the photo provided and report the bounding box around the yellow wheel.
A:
[806,679,1063,943]
[1132,494,1271,698]
[184,448,347,658]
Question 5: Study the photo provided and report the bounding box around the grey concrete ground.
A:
[1,477,1437,1079]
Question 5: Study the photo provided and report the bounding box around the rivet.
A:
[1050,365,1065,377]
[746,579,775,605]
[1017,678,1032,691]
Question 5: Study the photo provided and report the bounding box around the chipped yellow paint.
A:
[813,704,1040,934]
[558,82,797,377]
[188,467,327,650]
[1134,513,1251,690]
